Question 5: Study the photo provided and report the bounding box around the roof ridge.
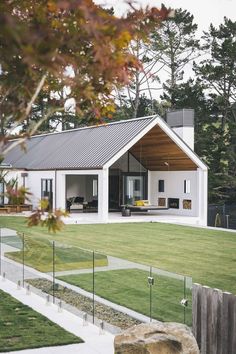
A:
[12,115,158,141]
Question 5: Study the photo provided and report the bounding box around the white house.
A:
[1,109,208,225]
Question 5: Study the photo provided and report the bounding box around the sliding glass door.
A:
[123,174,146,205]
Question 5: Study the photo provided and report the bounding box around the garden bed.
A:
[27,278,141,330]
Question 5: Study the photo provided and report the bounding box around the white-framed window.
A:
[158,180,165,193]
[184,180,191,194]
[0,182,4,205]
[93,179,98,197]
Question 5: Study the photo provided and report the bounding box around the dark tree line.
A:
[115,12,236,204]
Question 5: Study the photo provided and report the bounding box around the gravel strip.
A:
[27,278,141,330]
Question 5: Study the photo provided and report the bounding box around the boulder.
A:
[114,322,200,354]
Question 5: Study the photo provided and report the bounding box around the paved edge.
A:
[0,277,114,354]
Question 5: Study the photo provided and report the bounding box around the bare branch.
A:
[21,74,47,123]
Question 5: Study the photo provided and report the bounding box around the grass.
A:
[0,289,82,352]
[4,234,107,272]
[58,269,192,325]
[0,216,235,293]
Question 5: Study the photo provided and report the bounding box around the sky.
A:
[94,0,236,34]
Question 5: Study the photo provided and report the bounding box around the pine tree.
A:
[194,18,236,202]
[151,8,200,107]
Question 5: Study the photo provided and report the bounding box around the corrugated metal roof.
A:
[3,116,157,170]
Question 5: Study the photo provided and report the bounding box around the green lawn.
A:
[0,216,235,293]
[0,289,82,352]
[58,269,192,325]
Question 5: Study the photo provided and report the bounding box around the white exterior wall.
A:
[27,170,55,208]
[197,168,208,226]
[173,127,194,150]
[4,170,25,185]
[149,170,199,218]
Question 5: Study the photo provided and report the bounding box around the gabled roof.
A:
[3,116,157,170]
[3,115,207,171]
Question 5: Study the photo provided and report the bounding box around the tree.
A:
[0,0,170,156]
[115,8,199,119]
[114,94,166,121]
[167,79,209,154]
[194,18,236,202]
[151,8,200,107]
[116,37,164,119]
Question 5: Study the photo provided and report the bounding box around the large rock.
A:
[114,322,200,354]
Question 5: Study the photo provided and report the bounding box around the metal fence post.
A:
[93,251,95,324]
[0,228,2,276]
[184,276,186,324]
[22,233,25,287]
[226,215,230,229]
[52,241,55,304]
[148,266,154,322]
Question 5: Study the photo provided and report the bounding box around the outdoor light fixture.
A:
[148,276,154,286]
[164,161,169,166]
[180,298,188,307]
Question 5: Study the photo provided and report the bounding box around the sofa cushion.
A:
[134,200,150,206]
[73,196,84,203]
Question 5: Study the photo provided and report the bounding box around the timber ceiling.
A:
[130,125,198,171]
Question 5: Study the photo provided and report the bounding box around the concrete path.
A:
[55,255,186,281]
[0,277,115,354]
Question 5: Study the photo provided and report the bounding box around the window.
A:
[124,175,145,205]
[0,182,4,205]
[158,180,164,193]
[41,179,53,210]
[184,180,191,194]
[134,179,140,191]
[93,179,98,197]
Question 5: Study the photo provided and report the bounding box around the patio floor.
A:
[63,211,201,227]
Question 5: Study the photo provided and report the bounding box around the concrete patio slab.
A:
[62,211,202,226]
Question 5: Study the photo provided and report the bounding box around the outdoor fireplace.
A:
[168,198,179,209]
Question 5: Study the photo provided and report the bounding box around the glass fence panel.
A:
[18,234,55,302]
[184,276,193,326]
[0,228,23,284]
[151,266,192,326]
[54,242,95,321]
[93,255,150,329]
